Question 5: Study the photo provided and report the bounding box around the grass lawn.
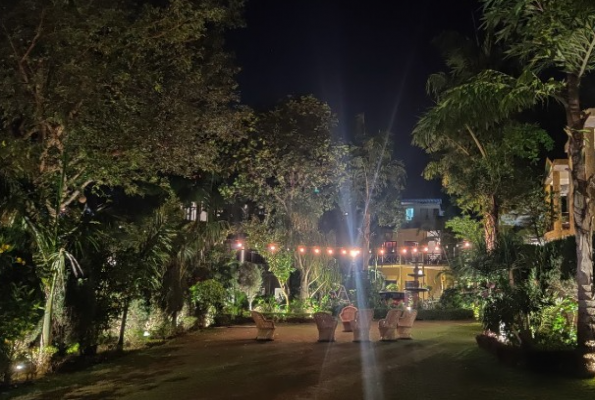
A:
[4,321,595,400]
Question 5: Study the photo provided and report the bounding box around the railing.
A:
[369,253,445,266]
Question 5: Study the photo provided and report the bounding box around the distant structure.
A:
[544,159,573,241]
[374,198,449,301]
[401,198,444,230]
[543,110,595,242]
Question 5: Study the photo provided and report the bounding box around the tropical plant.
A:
[482,0,595,374]
[342,116,406,269]
[237,262,262,310]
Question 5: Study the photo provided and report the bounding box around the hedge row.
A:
[416,308,475,320]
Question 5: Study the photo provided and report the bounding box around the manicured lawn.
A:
[5,321,595,400]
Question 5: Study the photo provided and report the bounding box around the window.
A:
[405,208,414,221]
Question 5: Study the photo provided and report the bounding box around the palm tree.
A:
[483,0,595,375]
[413,33,553,251]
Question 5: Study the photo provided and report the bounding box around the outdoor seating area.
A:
[252,306,417,343]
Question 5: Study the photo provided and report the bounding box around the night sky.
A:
[228,0,481,197]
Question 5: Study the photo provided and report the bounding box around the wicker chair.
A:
[313,312,339,342]
[251,311,276,341]
[397,309,418,339]
[352,309,374,342]
[378,309,404,341]
[339,305,358,332]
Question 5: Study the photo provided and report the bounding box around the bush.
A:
[261,313,313,323]
[190,279,227,327]
[416,308,475,320]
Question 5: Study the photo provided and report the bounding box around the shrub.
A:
[416,308,475,320]
[190,279,227,327]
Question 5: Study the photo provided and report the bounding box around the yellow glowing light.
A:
[314,248,320,254]
[327,249,334,255]
[269,245,276,251]
[413,248,418,253]
[341,249,347,255]
[379,249,385,255]
[402,248,407,254]
[423,247,428,252]
[299,247,306,253]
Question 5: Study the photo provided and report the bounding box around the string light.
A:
[230,242,445,256]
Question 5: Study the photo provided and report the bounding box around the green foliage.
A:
[416,309,475,321]
[454,231,577,349]
[254,296,284,314]
[438,288,476,310]
[445,216,483,244]
[413,31,554,250]
[534,298,578,349]
[237,262,262,310]
[483,0,595,77]
[190,279,227,315]
[225,95,344,236]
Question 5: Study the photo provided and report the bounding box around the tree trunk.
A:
[566,73,595,376]
[40,274,57,351]
[117,301,130,352]
[361,210,371,271]
[483,195,499,252]
[171,310,178,332]
[299,271,309,301]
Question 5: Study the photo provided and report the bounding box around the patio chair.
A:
[378,309,404,341]
[251,311,276,341]
[352,309,374,342]
[397,309,418,339]
[313,312,339,342]
[339,305,358,332]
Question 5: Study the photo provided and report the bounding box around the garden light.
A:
[327,249,333,255]
[314,248,320,254]
[15,364,25,371]
[269,245,276,251]
[299,247,306,253]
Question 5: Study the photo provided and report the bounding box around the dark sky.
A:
[228,0,481,197]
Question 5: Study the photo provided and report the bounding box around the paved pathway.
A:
[5,321,595,400]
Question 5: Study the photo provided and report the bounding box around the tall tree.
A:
[0,0,244,352]
[413,33,553,251]
[226,95,345,299]
[483,0,595,375]
[342,116,406,270]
